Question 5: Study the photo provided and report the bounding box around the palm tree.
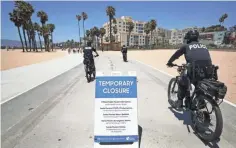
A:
[106,6,116,43]
[31,22,38,52]
[34,23,43,51]
[144,22,151,48]
[9,9,25,52]
[48,24,55,51]
[94,27,100,48]
[105,37,109,42]
[219,17,224,26]
[41,25,50,51]
[113,18,117,42]
[90,27,99,47]
[201,27,205,32]
[113,26,117,42]
[15,1,33,52]
[127,21,134,46]
[24,23,32,51]
[113,18,117,24]
[82,12,88,43]
[76,15,81,46]
[20,1,35,51]
[149,19,157,49]
[100,27,106,51]
[37,11,48,51]
[219,13,228,26]
[37,11,48,26]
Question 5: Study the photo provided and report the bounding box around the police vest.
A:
[83,47,93,58]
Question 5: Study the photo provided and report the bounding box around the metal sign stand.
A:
[94,71,139,148]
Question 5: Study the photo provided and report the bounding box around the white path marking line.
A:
[134,59,236,108]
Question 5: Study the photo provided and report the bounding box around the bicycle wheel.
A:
[167,78,179,108]
[191,95,223,142]
[85,66,91,83]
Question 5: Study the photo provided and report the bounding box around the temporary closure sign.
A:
[94,73,139,148]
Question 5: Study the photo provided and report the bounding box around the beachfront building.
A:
[169,29,184,45]
[103,16,148,46]
[103,16,173,46]
[199,31,226,45]
[169,26,227,46]
[169,26,201,45]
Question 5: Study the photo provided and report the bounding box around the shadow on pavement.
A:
[168,107,220,148]
[138,125,143,148]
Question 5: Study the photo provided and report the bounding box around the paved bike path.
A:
[1,53,83,104]
[5,53,235,148]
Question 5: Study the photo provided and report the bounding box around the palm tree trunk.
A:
[26,30,32,52]
[51,34,54,51]
[17,26,25,52]
[47,37,50,52]
[38,32,43,51]
[109,17,112,43]
[150,31,152,49]
[101,36,103,51]
[43,36,47,51]
[83,20,85,44]
[33,34,38,52]
[33,32,37,52]
[23,28,28,52]
[145,35,147,48]
[31,32,36,52]
[127,32,131,46]
[78,21,81,47]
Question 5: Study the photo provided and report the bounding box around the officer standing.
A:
[121,45,128,62]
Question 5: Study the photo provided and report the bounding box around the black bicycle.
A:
[84,55,98,83]
[167,63,227,142]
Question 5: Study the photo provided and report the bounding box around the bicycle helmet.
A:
[184,30,199,43]
[87,40,92,46]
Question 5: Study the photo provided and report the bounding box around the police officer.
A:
[121,45,128,62]
[83,41,99,71]
[166,30,212,108]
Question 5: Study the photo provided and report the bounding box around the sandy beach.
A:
[0,50,67,71]
[108,49,236,104]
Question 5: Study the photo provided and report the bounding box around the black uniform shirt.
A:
[83,46,96,59]
[168,41,212,64]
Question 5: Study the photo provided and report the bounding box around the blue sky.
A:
[1,1,236,42]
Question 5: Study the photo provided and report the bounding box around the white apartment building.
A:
[169,29,184,45]
[103,16,148,46]
[156,27,171,39]
[103,16,172,46]
[169,27,201,45]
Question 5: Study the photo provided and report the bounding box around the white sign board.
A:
[94,72,139,148]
